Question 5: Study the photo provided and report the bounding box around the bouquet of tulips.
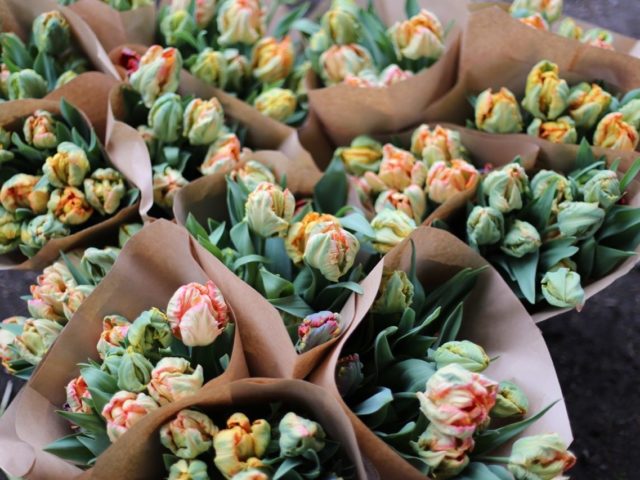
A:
[58,0,153,11]
[0,222,141,379]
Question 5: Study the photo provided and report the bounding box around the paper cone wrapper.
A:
[0,219,251,479]
[309,226,572,480]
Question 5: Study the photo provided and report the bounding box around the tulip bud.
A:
[372,269,414,314]
[516,12,549,30]
[21,214,70,251]
[23,110,57,149]
[233,160,275,192]
[251,36,294,83]
[541,267,584,309]
[160,9,198,47]
[224,49,251,92]
[190,48,228,88]
[379,64,413,86]
[303,222,359,282]
[582,170,621,209]
[183,98,224,146]
[127,308,172,354]
[375,185,426,224]
[148,357,204,405]
[366,144,419,192]
[531,169,573,214]
[168,459,210,480]
[321,0,360,45]
[119,222,143,247]
[217,0,265,46]
[501,220,541,258]
[475,88,524,134]
[83,168,126,216]
[13,318,63,365]
[65,376,92,415]
[47,187,93,225]
[296,311,342,353]
[508,434,576,480]
[166,281,230,347]
[411,424,473,479]
[278,412,326,457]
[527,116,578,144]
[466,206,504,247]
[96,314,130,359]
[582,28,614,49]
[426,159,479,204]
[418,364,497,439]
[8,69,48,100]
[102,391,159,442]
[510,0,563,23]
[491,381,529,418]
[336,136,383,175]
[556,17,583,40]
[285,212,340,263]
[343,70,377,88]
[148,93,183,143]
[62,284,94,321]
[1,174,49,214]
[214,413,270,479]
[79,246,119,283]
[483,163,530,213]
[254,88,297,122]
[153,165,189,209]
[117,348,153,393]
[231,470,268,480]
[557,201,605,239]
[101,354,123,377]
[370,209,416,254]
[130,46,183,108]
[244,182,295,238]
[411,124,466,167]
[567,82,612,129]
[319,44,373,85]
[522,60,570,121]
[29,261,75,320]
[27,297,63,323]
[55,70,78,89]
[388,9,444,61]
[617,99,640,132]
[200,133,242,176]
[44,142,91,188]
[161,409,218,459]
[433,340,490,373]
[33,11,70,54]
[0,207,21,254]
[335,353,363,397]
[171,0,216,28]
[593,112,639,151]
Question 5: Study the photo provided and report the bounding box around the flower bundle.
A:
[472,59,640,153]
[45,279,235,467]
[0,99,137,258]
[58,0,153,11]
[463,142,640,310]
[0,222,141,379]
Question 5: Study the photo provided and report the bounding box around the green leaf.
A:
[226,177,248,226]
[274,2,309,38]
[33,51,59,90]
[597,205,640,242]
[0,33,33,69]
[540,237,579,271]
[575,237,597,278]
[59,250,92,286]
[313,159,348,215]
[380,359,436,393]
[509,251,539,305]
[620,157,640,192]
[522,184,556,231]
[209,221,227,246]
[576,138,596,170]
[185,213,209,240]
[259,267,295,299]
[76,431,110,458]
[592,245,636,278]
[339,212,376,238]
[230,221,254,256]
[232,254,270,271]
[423,267,485,317]
[374,326,398,372]
[43,434,94,466]
[408,241,426,313]
[264,237,293,280]
[274,457,304,480]
[10,133,46,162]
[434,303,464,347]
[60,98,90,142]
[268,295,314,318]
[196,234,224,261]
[457,463,512,480]
[405,0,420,18]
[56,411,105,435]
[291,18,321,36]
[352,387,393,416]
[80,365,118,394]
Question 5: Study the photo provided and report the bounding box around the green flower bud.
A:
[510,0,563,23]
[522,61,569,121]
[492,381,530,418]
[8,69,47,100]
[466,206,504,246]
[582,27,614,48]
[527,116,578,144]
[13,318,63,365]
[33,11,70,54]
[214,413,270,477]
[101,354,123,376]
[244,182,295,238]
[557,17,583,40]
[23,110,57,149]
[0,206,21,254]
[370,209,416,254]
[190,48,228,88]
[278,412,326,457]
[531,169,573,212]
[21,214,70,252]
[593,112,639,151]
[568,82,612,129]
[231,470,268,480]
[433,340,490,373]
[130,46,182,108]
[581,170,620,209]
[233,161,276,192]
[254,88,297,122]
[217,0,265,46]
[117,348,153,392]
[153,165,188,209]
[618,98,640,130]
[541,267,584,309]
[336,135,383,175]
[557,201,605,239]
[508,434,576,480]
[148,93,183,143]
[411,424,471,479]
[44,142,91,188]
[83,168,126,215]
[119,223,143,247]
[303,223,359,282]
[80,246,120,283]
[223,49,251,92]
[388,10,445,62]
[475,88,523,134]
[372,269,414,314]
[0,126,12,163]
[127,307,172,354]
[295,311,342,353]
[501,220,541,258]
[183,98,224,146]
[55,70,78,89]
[335,354,363,398]
[321,0,360,45]
[309,29,331,53]
[168,459,210,480]
[160,409,218,459]
[47,187,94,225]
[160,9,198,48]
[483,163,530,213]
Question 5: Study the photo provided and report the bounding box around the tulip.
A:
[65,376,92,415]
[527,116,578,144]
[501,220,541,258]
[244,182,295,238]
[466,206,504,247]
[522,60,569,121]
[183,98,224,146]
[285,212,341,264]
[161,409,218,459]
[217,0,265,46]
[309,29,331,53]
[411,424,473,479]
[116,47,142,76]
[343,69,382,89]
[370,209,416,254]
[0,317,24,371]
[83,168,126,216]
[593,112,639,151]
[47,187,94,225]
[166,281,230,347]
[557,201,605,239]
[417,364,498,439]
[321,0,360,45]
[148,93,183,143]
[492,381,529,418]
[388,9,444,61]
[190,48,228,88]
[510,0,563,23]
[153,165,189,209]
[115,348,152,393]
[160,9,198,48]
[96,314,130,359]
[231,470,268,480]
[13,318,63,365]
[130,46,182,108]
[119,222,143,247]
[375,185,426,224]
[567,82,612,129]
[582,28,614,49]
[618,99,640,131]
[475,88,524,134]
[302,221,359,282]
[233,160,275,192]
[541,267,584,309]
[44,142,91,188]
[365,144,421,192]
[483,163,530,213]
[251,36,295,83]
[27,297,63,323]
[148,357,204,405]
[278,412,326,457]
[8,69,47,100]
[55,70,78,89]
[0,207,21,254]
[434,340,490,373]
[23,110,57,149]
[0,174,49,214]
[335,353,363,397]
[0,63,10,98]
[29,261,75,318]
[426,159,479,204]
[379,64,413,87]
[102,391,159,442]
[411,124,466,167]
[214,413,271,479]
[254,88,297,122]
[335,136,381,176]
[530,170,574,213]
[296,312,342,353]
[200,133,242,176]
[224,49,251,92]
[372,269,414,314]
[171,0,216,28]
[517,12,549,31]
[127,308,173,354]
[319,44,373,85]
[582,170,621,209]
[61,284,94,321]
[20,214,70,251]
[556,17,583,40]
[508,434,576,480]
[33,11,70,54]
[168,459,210,480]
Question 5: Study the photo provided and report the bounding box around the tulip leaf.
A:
[375,420,420,450]
[522,183,556,231]
[0,33,33,69]
[264,237,293,280]
[434,302,464,347]
[509,251,539,305]
[620,158,640,193]
[274,2,309,39]
[408,241,426,313]
[394,307,439,346]
[43,434,95,466]
[357,10,387,67]
[10,133,46,162]
[33,51,59,91]
[226,177,248,226]
[196,234,224,261]
[76,431,110,459]
[423,267,484,318]
[374,326,398,372]
[274,457,304,480]
[268,295,315,318]
[576,138,596,170]
[163,454,180,471]
[352,386,393,417]
[575,237,597,278]
[291,18,321,36]
[230,221,254,256]
[60,98,91,142]
[380,359,436,394]
[232,254,270,270]
[592,245,636,278]
[540,237,579,271]
[314,159,348,215]
[397,307,417,335]
[185,213,208,239]
[339,212,375,238]
[457,463,512,480]
[259,267,295,299]
[405,0,420,18]
[56,411,105,436]
[60,250,92,286]
[80,365,118,395]
[597,205,640,242]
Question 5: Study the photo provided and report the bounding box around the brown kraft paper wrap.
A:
[87,378,368,480]
[309,226,572,480]
[0,220,251,479]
